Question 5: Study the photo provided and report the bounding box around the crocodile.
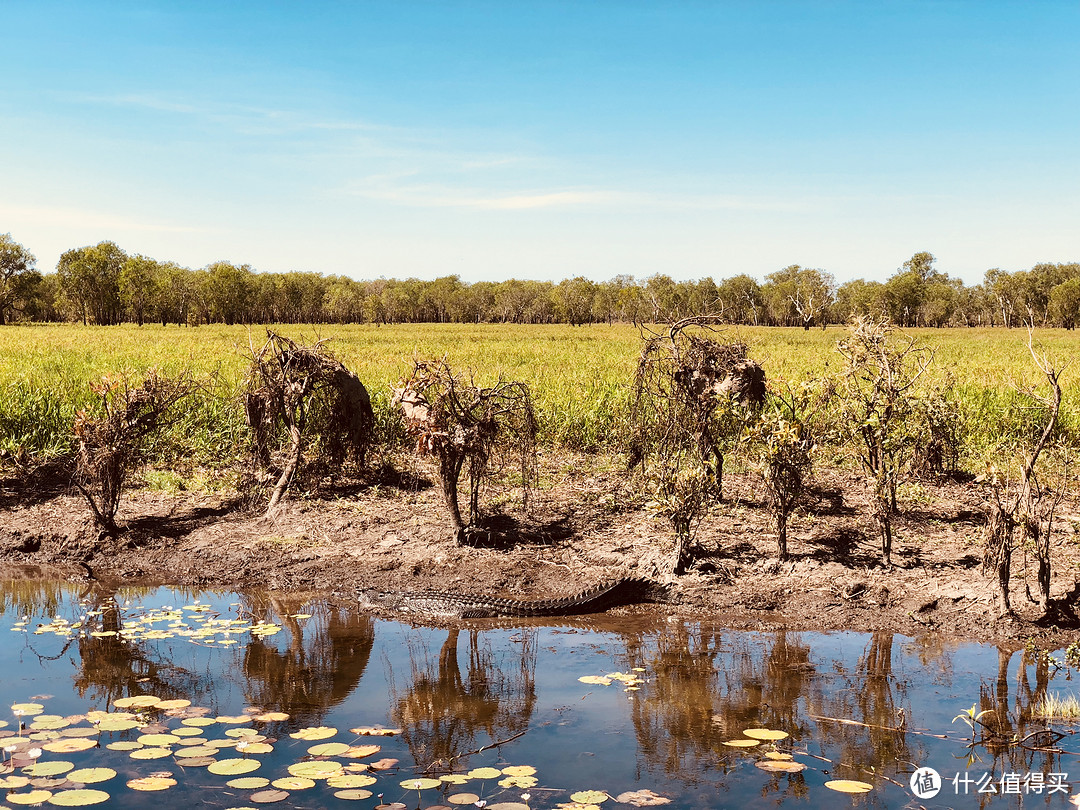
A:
[357,577,662,619]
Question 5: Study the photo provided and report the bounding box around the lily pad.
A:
[271,777,315,790]
[334,789,374,800]
[288,726,337,741]
[755,760,806,773]
[9,791,53,805]
[467,767,502,779]
[448,793,480,805]
[742,729,788,741]
[42,739,96,754]
[570,791,608,805]
[499,776,537,789]
[307,742,350,757]
[208,759,261,776]
[181,718,217,727]
[227,777,271,789]
[127,777,177,791]
[174,746,218,758]
[400,778,442,790]
[326,775,377,789]
[238,742,274,754]
[342,744,381,758]
[96,718,140,732]
[66,769,116,784]
[25,762,74,777]
[46,790,111,806]
[722,739,759,748]
[824,779,873,794]
[129,748,172,760]
[138,734,181,746]
[253,712,290,722]
[439,774,470,785]
[349,726,400,736]
[250,789,290,803]
[501,766,536,777]
[11,704,45,716]
[287,761,343,779]
[614,790,671,806]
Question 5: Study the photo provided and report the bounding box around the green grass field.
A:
[1,323,1077,473]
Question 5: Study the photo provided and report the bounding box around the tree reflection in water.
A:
[240,593,374,726]
[388,627,537,772]
[73,585,212,708]
[625,622,816,798]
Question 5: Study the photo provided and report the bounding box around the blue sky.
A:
[2,1,1077,285]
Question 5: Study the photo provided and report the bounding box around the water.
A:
[1,576,1077,809]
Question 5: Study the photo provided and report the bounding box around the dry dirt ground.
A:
[3,452,1080,649]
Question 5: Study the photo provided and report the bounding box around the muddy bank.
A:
[2,455,1079,648]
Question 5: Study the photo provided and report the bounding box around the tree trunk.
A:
[267,419,303,515]
[673,527,693,575]
[439,450,467,542]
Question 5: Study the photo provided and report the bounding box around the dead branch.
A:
[74,370,194,534]
[243,330,374,515]
[394,358,537,544]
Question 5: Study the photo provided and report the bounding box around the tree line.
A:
[2,233,1079,328]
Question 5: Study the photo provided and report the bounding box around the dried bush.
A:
[74,370,193,534]
[243,330,374,514]
[630,316,766,573]
[835,316,933,566]
[393,359,537,544]
[982,331,1065,617]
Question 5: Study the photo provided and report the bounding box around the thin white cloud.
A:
[74,93,201,115]
[345,180,801,213]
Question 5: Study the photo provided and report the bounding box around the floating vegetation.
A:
[577,671,646,691]
[824,779,874,794]
[23,599,283,648]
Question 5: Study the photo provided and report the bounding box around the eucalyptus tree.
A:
[0,233,40,325]
[56,241,127,325]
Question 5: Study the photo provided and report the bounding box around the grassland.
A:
[2,323,1079,475]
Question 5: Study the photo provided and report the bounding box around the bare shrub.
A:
[243,330,374,514]
[982,330,1066,616]
[393,358,537,544]
[835,316,933,565]
[74,370,193,534]
[630,316,766,573]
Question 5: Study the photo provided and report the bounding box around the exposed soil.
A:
[3,453,1080,649]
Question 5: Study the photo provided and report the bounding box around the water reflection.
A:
[74,589,202,706]
[388,627,538,771]
[2,577,1078,809]
[239,593,375,725]
[625,626,817,799]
